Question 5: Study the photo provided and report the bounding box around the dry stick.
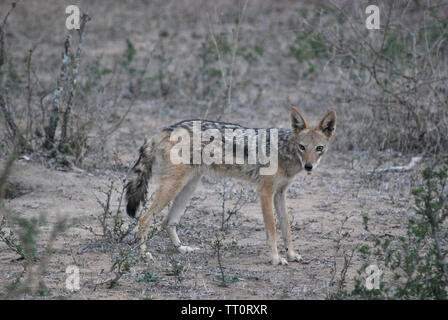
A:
[367,156,423,174]
[0,93,26,148]
[214,236,227,285]
[328,215,357,297]
[59,13,90,152]
[0,1,17,67]
[0,2,27,150]
[370,1,392,124]
[207,13,228,90]
[25,46,36,143]
[43,35,72,150]
[0,136,18,222]
[207,0,248,118]
[204,15,226,120]
[372,1,393,69]
[227,0,248,114]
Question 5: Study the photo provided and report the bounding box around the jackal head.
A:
[290,107,336,173]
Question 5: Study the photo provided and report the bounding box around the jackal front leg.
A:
[274,186,302,262]
[260,183,287,265]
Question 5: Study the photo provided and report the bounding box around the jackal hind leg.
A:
[138,164,192,259]
[162,174,202,254]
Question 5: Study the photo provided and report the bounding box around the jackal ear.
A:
[291,107,309,134]
[317,110,336,139]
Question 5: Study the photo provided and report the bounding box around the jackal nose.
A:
[304,164,313,171]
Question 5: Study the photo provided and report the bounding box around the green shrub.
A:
[351,157,448,299]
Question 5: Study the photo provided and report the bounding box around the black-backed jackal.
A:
[125,108,336,265]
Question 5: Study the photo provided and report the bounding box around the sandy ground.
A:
[0,0,429,300]
[1,148,420,299]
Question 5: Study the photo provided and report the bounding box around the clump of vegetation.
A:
[85,176,143,289]
[89,177,137,244]
[329,157,448,299]
[106,245,139,289]
[0,142,69,299]
[0,3,150,169]
[139,271,164,283]
[301,1,448,154]
[0,213,68,298]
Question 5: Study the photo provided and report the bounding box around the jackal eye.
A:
[316,146,324,152]
[299,144,305,151]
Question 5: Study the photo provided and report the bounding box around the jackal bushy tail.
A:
[125,139,154,218]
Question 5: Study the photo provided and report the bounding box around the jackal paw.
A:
[271,256,288,266]
[287,251,303,262]
[177,245,200,254]
[138,246,146,257]
[139,245,154,261]
[139,251,155,262]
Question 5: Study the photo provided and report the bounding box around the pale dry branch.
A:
[368,156,423,174]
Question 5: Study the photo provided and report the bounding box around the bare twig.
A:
[367,156,423,174]
[0,1,18,68]
[43,35,72,150]
[0,93,28,150]
[206,0,248,116]
[59,13,91,151]
[226,0,248,113]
